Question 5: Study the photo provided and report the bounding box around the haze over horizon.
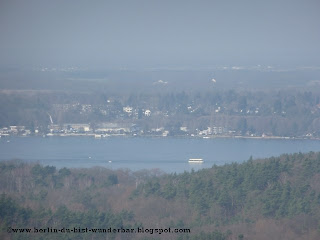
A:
[0,0,320,70]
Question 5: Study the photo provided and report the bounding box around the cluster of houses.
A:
[3,123,315,139]
[198,126,225,136]
[122,106,151,117]
[0,123,230,138]
[0,126,34,137]
[48,123,140,137]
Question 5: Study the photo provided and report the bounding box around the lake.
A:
[1,136,320,173]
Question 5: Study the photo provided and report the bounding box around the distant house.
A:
[123,106,133,114]
[180,126,188,132]
[162,130,169,137]
[65,124,91,132]
[49,124,61,133]
[212,126,224,135]
[199,127,212,136]
[9,126,25,134]
[144,109,151,117]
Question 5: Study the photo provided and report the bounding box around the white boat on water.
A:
[188,158,204,163]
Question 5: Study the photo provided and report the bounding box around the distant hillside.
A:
[1,152,320,239]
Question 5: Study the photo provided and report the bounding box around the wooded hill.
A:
[1,152,320,239]
[1,89,320,137]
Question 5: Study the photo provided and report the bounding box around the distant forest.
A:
[1,88,320,137]
[1,152,320,239]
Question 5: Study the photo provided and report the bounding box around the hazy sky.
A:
[0,0,319,69]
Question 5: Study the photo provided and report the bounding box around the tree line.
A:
[1,89,320,137]
[1,152,320,239]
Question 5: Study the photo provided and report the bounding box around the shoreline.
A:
[1,133,320,141]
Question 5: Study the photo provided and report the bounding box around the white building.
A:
[144,109,151,117]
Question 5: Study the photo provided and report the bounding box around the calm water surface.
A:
[1,136,320,173]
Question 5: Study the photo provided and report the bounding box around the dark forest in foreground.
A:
[1,152,320,239]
